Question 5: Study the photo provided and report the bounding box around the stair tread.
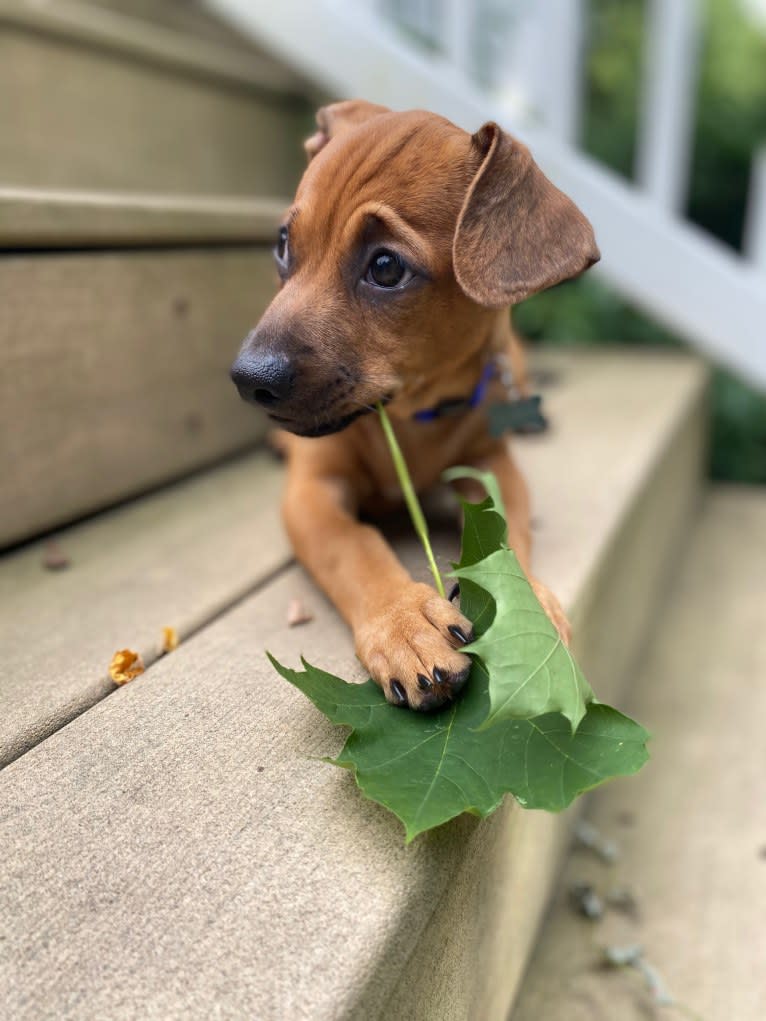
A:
[0,450,289,768]
[0,350,707,1021]
[511,486,766,1021]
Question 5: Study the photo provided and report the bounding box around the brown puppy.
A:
[231,101,599,711]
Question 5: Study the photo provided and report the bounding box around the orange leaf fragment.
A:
[109,649,145,686]
[161,626,179,653]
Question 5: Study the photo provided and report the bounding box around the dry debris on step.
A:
[161,626,180,653]
[42,541,70,571]
[287,598,314,627]
[109,649,145,685]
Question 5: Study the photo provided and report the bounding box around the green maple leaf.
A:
[268,463,648,842]
[270,653,648,843]
[455,550,593,730]
[447,468,592,731]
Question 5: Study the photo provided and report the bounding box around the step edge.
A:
[0,187,288,247]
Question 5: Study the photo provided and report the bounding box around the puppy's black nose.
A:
[230,351,295,407]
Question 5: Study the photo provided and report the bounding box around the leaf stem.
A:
[376,403,446,599]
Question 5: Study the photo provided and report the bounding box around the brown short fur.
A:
[232,101,599,711]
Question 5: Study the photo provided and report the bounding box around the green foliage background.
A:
[514,0,766,483]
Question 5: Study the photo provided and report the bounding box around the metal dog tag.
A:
[487,395,548,436]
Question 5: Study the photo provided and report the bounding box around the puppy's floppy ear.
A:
[304,99,391,162]
[453,122,600,308]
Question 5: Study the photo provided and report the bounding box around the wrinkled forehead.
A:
[292,111,475,241]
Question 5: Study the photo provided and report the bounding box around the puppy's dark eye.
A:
[366,250,409,288]
[275,226,289,267]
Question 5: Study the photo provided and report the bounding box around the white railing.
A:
[209,0,766,390]
[745,148,766,271]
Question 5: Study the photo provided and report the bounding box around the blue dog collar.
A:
[412,360,496,422]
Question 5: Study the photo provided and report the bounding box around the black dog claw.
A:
[390,679,408,706]
[448,624,471,644]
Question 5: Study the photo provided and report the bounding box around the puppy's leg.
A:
[283,461,474,710]
[452,442,571,645]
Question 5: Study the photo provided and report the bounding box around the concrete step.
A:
[0,350,708,1020]
[511,486,766,1021]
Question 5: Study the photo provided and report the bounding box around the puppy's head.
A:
[231,101,599,437]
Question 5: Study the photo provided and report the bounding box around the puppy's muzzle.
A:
[230,328,376,437]
[230,350,295,409]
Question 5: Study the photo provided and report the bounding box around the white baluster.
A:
[537,0,585,145]
[636,0,702,214]
[443,0,473,77]
[744,148,766,273]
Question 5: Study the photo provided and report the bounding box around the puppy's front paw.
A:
[530,578,571,646]
[355,583,474,711]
